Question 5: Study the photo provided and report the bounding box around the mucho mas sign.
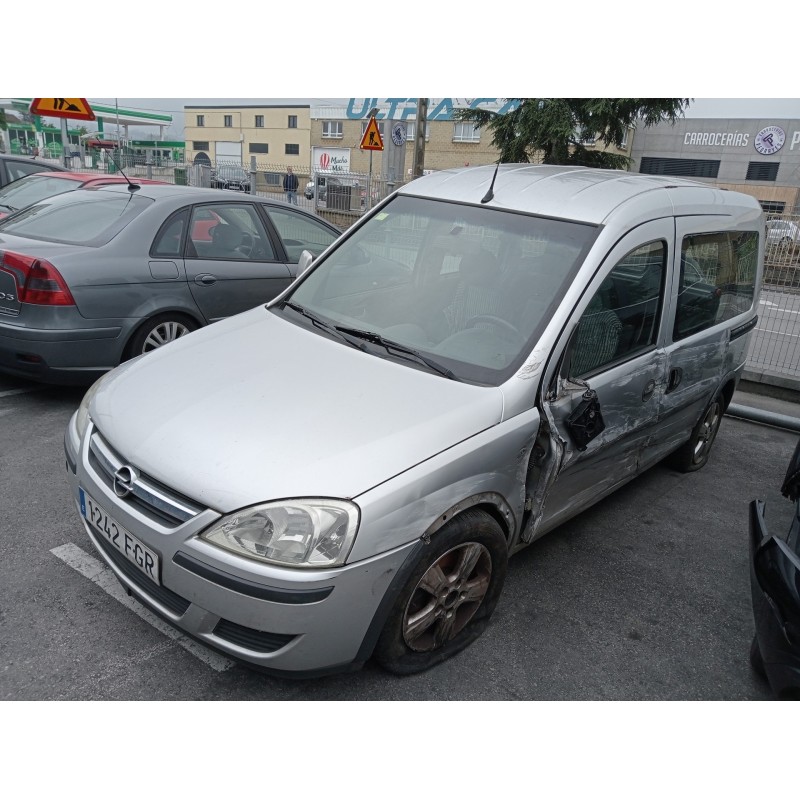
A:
[312,147,350,173]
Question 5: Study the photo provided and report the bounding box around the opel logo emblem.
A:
[113,465,138,498]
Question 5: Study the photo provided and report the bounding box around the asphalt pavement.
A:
[1,371,798,700]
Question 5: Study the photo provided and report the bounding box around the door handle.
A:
[666,368,683,394]
[195,274,217,286]
[642,379,656,402]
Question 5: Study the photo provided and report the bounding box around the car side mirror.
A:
[297,250,315,278]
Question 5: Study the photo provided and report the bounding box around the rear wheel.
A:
[126,313,198,359]
[668,392,724,472]
[374,510,508,675]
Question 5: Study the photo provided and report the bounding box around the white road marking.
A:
[50,542,235,673]
[756,327,800,339]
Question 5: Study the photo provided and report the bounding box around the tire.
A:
[668,392,724,473]
[126,313,198,359]
[750,634,766,679]
[373,509,508,675]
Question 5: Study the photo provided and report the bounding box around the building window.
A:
[322,121,343,138]
[406,121,430,142]
[285,144,300,155]
[193,141,209,151]
[639,156,720,179]
[746,161,779,182]
[224,115,233,127]
[196,115,205,127]
[255,115,264,128]
[249,143,269,154]
[760,200,786,215]
[265,172,282,186]
[453,122,480,143]
[288,115,298,129]
[620,127,630,148]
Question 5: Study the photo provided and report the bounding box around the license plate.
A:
[79,488,160,585]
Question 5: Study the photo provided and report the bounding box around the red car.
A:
[0,171,167,219]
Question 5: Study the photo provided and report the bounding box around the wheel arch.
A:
[122,307,205,361]
[420,492,515,545]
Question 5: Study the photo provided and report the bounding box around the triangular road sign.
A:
[29,98,96,122]
[360,117,384,151]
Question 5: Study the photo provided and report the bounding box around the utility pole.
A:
[411,98,428,178]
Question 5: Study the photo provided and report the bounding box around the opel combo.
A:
[64,165,764,676]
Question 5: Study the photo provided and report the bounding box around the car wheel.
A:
[126,313,198,358]
[749,634,767,679]
[373,509,508,675]
[668,392,724,473]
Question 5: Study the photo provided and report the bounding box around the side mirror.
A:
[297,250,315,278]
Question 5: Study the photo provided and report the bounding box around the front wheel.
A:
[126,313,198,359]
[668,392,724,472]
[373,509,508,675]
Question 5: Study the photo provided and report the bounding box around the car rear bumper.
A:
[749,499,800,697]
[0,318,122,383]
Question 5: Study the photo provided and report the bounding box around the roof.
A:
[400,164,762,225]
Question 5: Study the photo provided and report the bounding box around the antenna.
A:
[106,145,140,193]
[481,160,501,204]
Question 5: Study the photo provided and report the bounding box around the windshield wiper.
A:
[335,326,456,380]
[281,302,362,349]
[0,203,17,213]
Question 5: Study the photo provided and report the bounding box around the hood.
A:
[92,307,504,512]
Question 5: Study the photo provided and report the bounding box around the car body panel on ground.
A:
[65,165,765,676]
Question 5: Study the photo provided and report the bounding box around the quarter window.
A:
[571,241,666,378]
[674,231,758,340]
[151,209,189,257]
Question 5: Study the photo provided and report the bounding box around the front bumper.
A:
[748,499,800,697]
[64,414,417,676]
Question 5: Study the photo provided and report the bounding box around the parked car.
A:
[0,171,167,219]
[305,175,327,201]
[765,219,800,247]
[0,153,66,189]
[749,437,800,699]
[64,165,764,677]
[0,183,341,384]
[211,165,251,192]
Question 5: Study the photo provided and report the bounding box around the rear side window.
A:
[151,209,189,257]
[674,231,758,340]
[0,193,152,245]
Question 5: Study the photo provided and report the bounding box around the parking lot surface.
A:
[1,372,796,700]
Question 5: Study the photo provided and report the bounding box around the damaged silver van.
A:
[64,165,764,676]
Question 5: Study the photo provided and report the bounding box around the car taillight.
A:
[0,251,75,306]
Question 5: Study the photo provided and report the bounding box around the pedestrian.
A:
[283,167,299,205]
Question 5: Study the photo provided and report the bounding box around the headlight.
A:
[200,499,360,569]
[75,372,110,440]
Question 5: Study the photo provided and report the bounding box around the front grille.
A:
[212,619,295,653]
[93,531,191,616]
[89,431,204,528]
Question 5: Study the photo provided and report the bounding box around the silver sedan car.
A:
[0,183,341,383]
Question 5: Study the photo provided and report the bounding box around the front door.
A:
[183,202,292,322]
[538,220,673,530]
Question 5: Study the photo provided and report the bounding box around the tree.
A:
[453,98,691,169]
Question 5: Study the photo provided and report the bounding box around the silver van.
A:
[64,165,764,677]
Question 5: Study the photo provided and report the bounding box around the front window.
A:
[280,195,598,385]
[0,193,152,246]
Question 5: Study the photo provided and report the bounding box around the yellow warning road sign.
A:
[29,98,96,122]
[360,117,384,151]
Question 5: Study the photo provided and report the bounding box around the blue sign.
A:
[346,98,521,121]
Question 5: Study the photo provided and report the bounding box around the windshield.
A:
[0,192,152,245]
[282,194,598,385]
[0,174,80,212]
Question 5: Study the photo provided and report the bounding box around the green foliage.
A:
[0,109,6,131]
[453,98,692,168]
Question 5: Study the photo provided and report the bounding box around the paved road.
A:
[0,370,794,701]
